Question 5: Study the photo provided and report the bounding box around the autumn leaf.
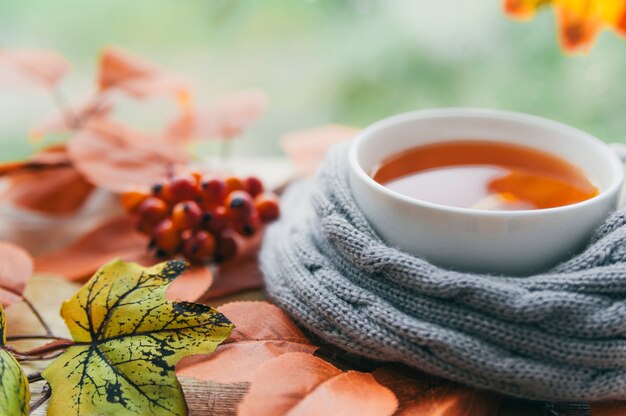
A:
[373,366,502,416]
[0,144,71,176]
[29,95,112,142]
[0,144,95,215]
[504,0,626,52]
[198,231,266,301]
[34,216,214,302]
[177,301,317,383]
[3,166,95,216]
[0,305,29,415]
[98,47,190,107]
[42,259,233,416]
[0,241,33,307]
[0,48,69,89]
[238,352,397,416]
[167,90,268,141]
[282,125,359,178]
[165,265,214,304]
[198,255,264,301]
[67,120,188,193]
[34,217,148,281]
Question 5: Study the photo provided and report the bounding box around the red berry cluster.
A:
[122,174,280,264]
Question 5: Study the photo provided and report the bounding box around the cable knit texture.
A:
[260,144,626,401]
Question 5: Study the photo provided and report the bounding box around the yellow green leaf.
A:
[0,305,30,416]
[42,259,233,416]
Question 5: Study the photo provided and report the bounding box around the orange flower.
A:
[504,0,626,52]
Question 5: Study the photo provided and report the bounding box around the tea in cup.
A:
[348,108,624,275]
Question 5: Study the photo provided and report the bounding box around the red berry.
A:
[255,194,280,223]
[204,206,230,234]
[121,189,149,213]
[171,201,203,231]
[153,219,182,254]
[244,176,264,197]
[225,190,254,219]
[135,197,169,234]
[151,182,173,203]
[182,230,216,263]
[201,178,227,205]
[216,232,238,262]
[168,175,199,203]
[235,212,261,237]
[225,176,245,193]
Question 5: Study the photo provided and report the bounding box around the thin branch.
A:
[49,87,78,129]
[21,296,53,336]
[18,339,74,357]
[16,350,66,362]
[29,383,51,415]
[0,160,72,178]
[6,335,64,341]
[72,91,109,131]
[27,372,43,383]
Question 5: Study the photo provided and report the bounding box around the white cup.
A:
[348,108,625,275]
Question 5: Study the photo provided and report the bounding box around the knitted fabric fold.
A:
[260,144,626,401]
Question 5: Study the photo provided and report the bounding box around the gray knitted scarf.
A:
[260,145,626,402]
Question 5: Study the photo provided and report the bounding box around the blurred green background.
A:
[1,0,626,162]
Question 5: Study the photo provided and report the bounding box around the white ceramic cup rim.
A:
[348,108,625,217]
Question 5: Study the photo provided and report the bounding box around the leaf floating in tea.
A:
[0,305,29,416]
[42,259,233,416]
[372,141,598,211]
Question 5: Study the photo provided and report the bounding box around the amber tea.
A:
[371,140,598,210]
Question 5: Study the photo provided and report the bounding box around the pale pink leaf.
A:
[167,89,268,141]
[0,241,33,307]
[282,125,359,177]
[67,120,188,193]
[98,47,190,103]
[0,48,69,89]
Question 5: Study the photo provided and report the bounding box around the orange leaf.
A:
[3,165,95,216]
[373,366,502,416]
[282,125,359,178]
[177,301,318,383]
[199,231,265,301]
[34,216,212,302]
[0,145,71,177]
[238,352,398,416]
[67,120,188,193]
[166,264,214,303]
[34,216,148,280]
[0,241,33,307]
[167,89,268,141]
[98,47,190,101]
[503,0,553,19]
[0,48,69,89]
[200,255,264,300]
[503,0,626,53]
[591,401,626,415]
